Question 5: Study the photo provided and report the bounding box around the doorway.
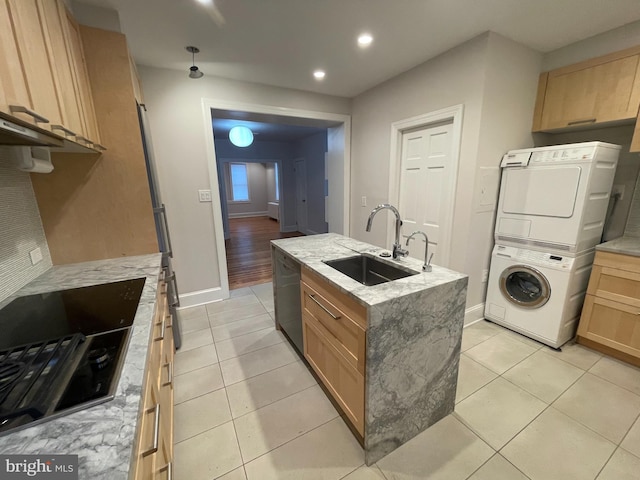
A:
[294,158,308,234]
[202,99,350,298]
[388,105,463,268]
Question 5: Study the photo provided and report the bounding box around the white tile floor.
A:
[173,283,640,480]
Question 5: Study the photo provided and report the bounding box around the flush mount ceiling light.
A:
[186,46,204,79]
[357,33,373,48]
[229,126,254,147]
[313,70,326,80]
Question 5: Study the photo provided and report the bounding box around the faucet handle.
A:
[393,244,409,259]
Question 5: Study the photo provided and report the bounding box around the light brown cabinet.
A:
[301,268,366,435]
[132,278,174,480]
[577,251,640,367]
[532,45,640,135]
[0,0,102,150]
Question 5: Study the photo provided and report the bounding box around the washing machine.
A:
[484,245,595,348]
[495,141,620,254]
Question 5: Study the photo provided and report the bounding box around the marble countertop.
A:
[271,233,466,307]
[596,236,640,257]
[0,253,163,480]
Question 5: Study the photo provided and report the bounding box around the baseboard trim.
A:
[228,211,268,219]
[281,225,299,233]
[464,303,485,326]
[177,287,225,308]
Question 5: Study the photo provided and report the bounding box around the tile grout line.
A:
[224,383,248,479]
[221,354,301,388]
[587,358,640,398]
[173,359,220,379]
[238,414,342,469]
[231,382,319,421]
[208,309,271,330]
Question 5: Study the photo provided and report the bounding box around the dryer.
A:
[484,245,594,348]
[495,142,620,254]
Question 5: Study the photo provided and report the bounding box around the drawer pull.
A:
[164,361,173,386]
[9,105,49,123]
[159,462,173,480]
[308,294,341,320]
[142,403,160,456]
[51,124,77,137]
[567,118,596,126]
[155,317,166,341]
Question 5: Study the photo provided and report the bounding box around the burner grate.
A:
[0,333,85,423]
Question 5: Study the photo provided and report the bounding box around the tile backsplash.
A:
[624,172,640,238]
[0,148,52,303]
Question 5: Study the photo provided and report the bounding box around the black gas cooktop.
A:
[0,277,146,435]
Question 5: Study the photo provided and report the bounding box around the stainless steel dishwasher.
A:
[273,248,303,354]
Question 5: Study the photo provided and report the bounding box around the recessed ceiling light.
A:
[313,70,326,80]
[358,33,373,48]
[196,0,213,5]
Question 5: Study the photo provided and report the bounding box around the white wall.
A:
[223,162,268,217]
[139,66,350,299]
[351,32,542,313]
[266,164,277,203]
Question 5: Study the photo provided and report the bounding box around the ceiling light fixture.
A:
[186,46,204,79]
[357,33,373,48]
[229,126,254,147]
[313,70,326,80]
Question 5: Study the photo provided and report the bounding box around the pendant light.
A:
[186,46,204,79]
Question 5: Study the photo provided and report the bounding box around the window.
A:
[230,163,249,202]
[275,163,280,201]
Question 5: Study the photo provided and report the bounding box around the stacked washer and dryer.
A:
[484,142,621,348]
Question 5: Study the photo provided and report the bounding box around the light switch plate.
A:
[29,247,43,265]
[198,189,212,202]
[361,196,367,207]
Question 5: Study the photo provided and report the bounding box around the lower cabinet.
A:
[132,278,174,480]
[301,268,366,436]
[577,251,640,367]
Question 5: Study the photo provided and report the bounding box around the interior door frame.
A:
[201,98,351,298]
[387,104,464,267]
[294,157,308,233]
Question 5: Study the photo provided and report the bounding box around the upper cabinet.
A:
[532,46,640,133]
[0,0,103,151]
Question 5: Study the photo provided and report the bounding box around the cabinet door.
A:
[39,0,82,138]
[0,0,32,118]
[541,53,640,130]
[577,294,640,360]
[7,0,63,129]
[64,9,101,146]
[303,313,365,435]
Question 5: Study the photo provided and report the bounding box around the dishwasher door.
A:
[274,250,303,354]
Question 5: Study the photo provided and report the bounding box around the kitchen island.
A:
[0,254,163,480]
[271,233,468,464]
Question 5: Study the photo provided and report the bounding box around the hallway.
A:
[225,217,303,290]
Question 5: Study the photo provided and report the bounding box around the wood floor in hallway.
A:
[225,216,304,290]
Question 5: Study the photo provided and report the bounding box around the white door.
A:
[295,159,308,233]
[398,121,454,266]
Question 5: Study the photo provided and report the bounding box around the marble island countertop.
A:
[271,233,467,307]
[0,253,163,480]
[272,233,468,464]
[596,236,640,257]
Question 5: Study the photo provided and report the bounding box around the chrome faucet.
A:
[406,231,433,272]
[365,204,409,259]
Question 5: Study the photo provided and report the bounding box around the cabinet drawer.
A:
[301,281,365,374]
[303,312,365,435]
[577,294,640,359]
[588,265,640,308]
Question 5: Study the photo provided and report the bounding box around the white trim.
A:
[228,211,268,218]
[388,104,464,268]
[177,287,225,308]
[464,303,485,326]
[202,98,351,301]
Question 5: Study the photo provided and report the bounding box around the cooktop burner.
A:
[0,278,145,436]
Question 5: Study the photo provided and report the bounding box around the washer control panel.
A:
[494,245,574,269]
[530,146,595,164]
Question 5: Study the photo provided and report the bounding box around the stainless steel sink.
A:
[323,255,418,286]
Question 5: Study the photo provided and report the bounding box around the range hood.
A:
[0,116,99,154]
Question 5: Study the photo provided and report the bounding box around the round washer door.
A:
[499,265,550,309]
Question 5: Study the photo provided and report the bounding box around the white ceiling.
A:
[76,0,640,98]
